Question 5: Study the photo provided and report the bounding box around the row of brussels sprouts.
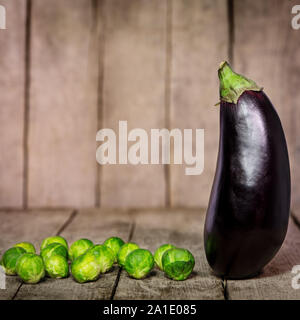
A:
[0,236,195,284]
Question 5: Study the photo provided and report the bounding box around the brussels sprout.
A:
[16,253,45,284]
[103,237,125,262]
[1,247,26,275]
[71,253,101,283]
[154,244,175,270]
[44,255,69,279]
[69,239,94,262]
[40,236,68,251]
[14,242,36,254]
[124,249,154,279]
[86,244,115,273]
[40,242,68,262]
[117,242,139,268]
[162,248,195,281]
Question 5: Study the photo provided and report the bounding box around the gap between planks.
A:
[110,219,136,300]
[22,0,32,210]
[93,0,106,208]
[227,0,234,66]
[222,278,228,300]
[163,0,173,208]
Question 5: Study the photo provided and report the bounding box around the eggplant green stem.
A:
[218,61,262,104]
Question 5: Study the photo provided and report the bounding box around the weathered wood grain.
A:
[2,209,300,300]
[234,0,300,209]
[100,0,166,207]
[14,209,132,300]
[28,0,100,207]
[0,210,72,300]
[170,0,228,207]
[114,209,225,300]
[227,218,300,299]
[293,207,300,226]
[1,0,298,210]
[0,0,26,207]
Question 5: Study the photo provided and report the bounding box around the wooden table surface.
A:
[0,208,300,300]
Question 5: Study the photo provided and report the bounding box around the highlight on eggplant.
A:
[204,61,291,279]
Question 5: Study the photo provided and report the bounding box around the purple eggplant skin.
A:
[204,89,291,279]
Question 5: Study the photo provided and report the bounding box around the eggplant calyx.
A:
[218,61,262,104]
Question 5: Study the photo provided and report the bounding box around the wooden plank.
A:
[114,209,225,300]
[14,209,132,300]
[100,0,166,207]
[28,0,100,207]
[293,207,300,226]
[0,0,26,207]
[0,209,72,300]
[227,218,300,299]
[233,0,300,209]
[170,0,229,207]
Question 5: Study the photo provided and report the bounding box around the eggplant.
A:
[204,62,291,279]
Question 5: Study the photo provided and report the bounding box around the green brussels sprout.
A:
[16,253,45,284]
[40,236,68,251]
[86,244,115,273]
[162,248,195,281]
[154,244,175,270]
[44,255,69,279]
[14,242,36,254]
[117,242,139,267]
[103,237,125,262]
[124,249,154,279]
[1,247,26,275]
[71,253,101,283]
[68,239,94,262]
[40,242,68,262]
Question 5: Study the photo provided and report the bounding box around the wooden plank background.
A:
[169,0,228,207]
[0,0,299,210]
[0,0,26,208]
[100,0,166,207]
[233,0,300,209]
[28,0,99,207]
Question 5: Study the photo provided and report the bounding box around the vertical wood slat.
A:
[1,1,298,209]
[170,0,229,207]
[100,0,167,207]
[28,0,101,207]
[233,0,300,209]
[0,0,26,207]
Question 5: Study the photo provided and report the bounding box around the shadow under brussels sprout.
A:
[104,265,118,274]
[124,269,157,280]
[123,269,198,281]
